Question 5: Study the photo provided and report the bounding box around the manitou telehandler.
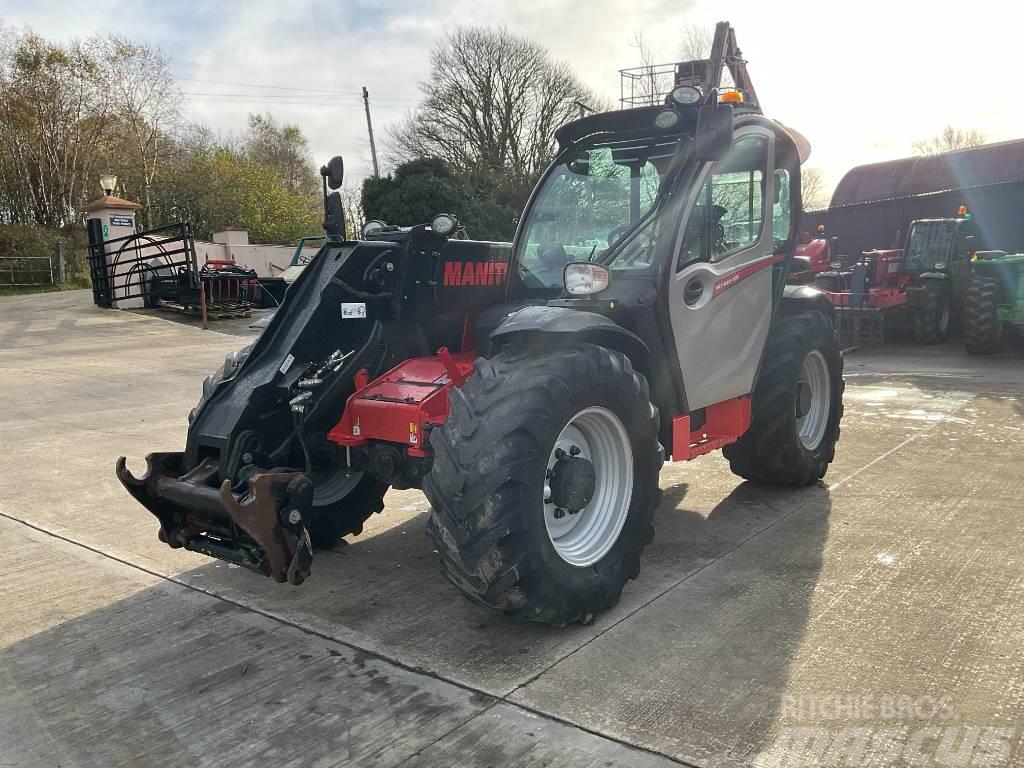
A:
[118,22,843,626]
[813,207,979,344]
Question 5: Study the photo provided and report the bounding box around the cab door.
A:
[667,128,779,410]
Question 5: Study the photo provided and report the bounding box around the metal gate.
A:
[87,220,198,307]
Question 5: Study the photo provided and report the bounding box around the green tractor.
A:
[964,251,1024,353]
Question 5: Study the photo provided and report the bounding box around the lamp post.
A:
[100,174,117,197]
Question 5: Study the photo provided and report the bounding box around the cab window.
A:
[677,135,769,270]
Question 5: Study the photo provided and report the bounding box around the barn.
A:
[803,139,1024,259]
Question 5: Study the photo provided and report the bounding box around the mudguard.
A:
[779,283,835,319]
[488,305,651,369]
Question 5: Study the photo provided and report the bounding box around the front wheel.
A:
[724,311,844,486]
[424,343,662,626]
[913,282,951,344]
[964,276,1003,354]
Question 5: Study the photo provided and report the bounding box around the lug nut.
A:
[569,445,581,456]
[287,509,302,525]
[241,452,253,464]
[554,448,566,460]
[553,508,565,519]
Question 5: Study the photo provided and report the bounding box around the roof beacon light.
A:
[719,90,744,104]
[958,205,968,216]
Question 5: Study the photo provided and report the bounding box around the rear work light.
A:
[564,262,610,296]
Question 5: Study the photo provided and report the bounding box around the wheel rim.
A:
[543,407,633,567]
[796,350,831,451]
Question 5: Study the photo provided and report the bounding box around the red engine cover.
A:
[863,248,904,286]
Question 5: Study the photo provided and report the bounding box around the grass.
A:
[0,282,88,297]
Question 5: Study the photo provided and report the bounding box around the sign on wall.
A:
[109,214,134,228]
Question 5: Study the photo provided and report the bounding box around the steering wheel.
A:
[607,225,632,248]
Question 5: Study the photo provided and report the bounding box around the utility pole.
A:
[362,86,380,178]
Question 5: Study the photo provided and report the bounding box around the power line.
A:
[175,77,419,103]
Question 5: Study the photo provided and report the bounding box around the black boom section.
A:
[184,241,394,480]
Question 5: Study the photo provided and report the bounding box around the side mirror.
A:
[321,156,345,191]
[324,191,345,237]
[694,103,734,162]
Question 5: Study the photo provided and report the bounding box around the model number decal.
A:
[442,261,509,287]
[712,255,784,298]
[341,302,367,319]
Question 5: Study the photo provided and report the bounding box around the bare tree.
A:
[388,26,601,199]
[912,126,988,156]
[95,36,181,227]
[0,32,109,226]
[801,167,829,210]
[680,22,713,60]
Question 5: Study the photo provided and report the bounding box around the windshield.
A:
[515,138,680,289]
[905,221,957,271]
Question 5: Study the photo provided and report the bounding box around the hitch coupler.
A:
[115,452,314,585]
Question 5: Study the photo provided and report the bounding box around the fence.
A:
[0,245,67,287]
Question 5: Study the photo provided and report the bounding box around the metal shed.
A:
[803,140,1024,259]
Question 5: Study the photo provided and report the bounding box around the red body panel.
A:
[671,396,752,462]
[327,350,476,458]
[863,248,904,286]
[789,237,832,281]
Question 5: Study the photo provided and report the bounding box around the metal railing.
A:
[0,246,67,287]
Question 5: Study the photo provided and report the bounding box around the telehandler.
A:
[118,22,843,625]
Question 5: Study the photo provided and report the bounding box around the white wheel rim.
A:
[543,407,633,567]
[796,350,831,451]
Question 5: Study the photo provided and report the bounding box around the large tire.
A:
[424,343,662,626]
[187,344,387,549]
[964,276,1003,354]
[913,282,952,344]
[724,311,843,486]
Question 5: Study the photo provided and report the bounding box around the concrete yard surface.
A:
[1,290,1022,767]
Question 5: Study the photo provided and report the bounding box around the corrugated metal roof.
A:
[829,139,1024,209]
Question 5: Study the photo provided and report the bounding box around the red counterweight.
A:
[327,349,476,457]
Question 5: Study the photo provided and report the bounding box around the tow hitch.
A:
[115,452,314,584]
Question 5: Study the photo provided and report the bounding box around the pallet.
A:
[157,300,252,320]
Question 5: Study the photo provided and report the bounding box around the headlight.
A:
[671,85,702,105]
[564,262,610,295]
[933,262,947,271]
[362,219,385,237]
[431,213,458,236]
[654,108,680,130]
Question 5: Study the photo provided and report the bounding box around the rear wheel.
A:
[964,276,1003,354]
[189,345,387,549]
[424,342,662,626]
[724,311,843,486]
[913,282,951,344]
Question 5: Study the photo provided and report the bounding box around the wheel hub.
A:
[548,454,596,513]
[796,381,813,418]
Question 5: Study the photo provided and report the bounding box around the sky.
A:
[0,0,1018,201]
